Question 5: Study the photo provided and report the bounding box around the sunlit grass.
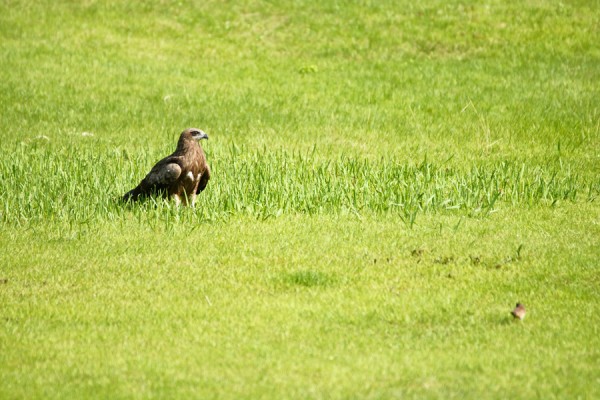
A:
[1,209,599,399]
[1,0,599,398]
[1,143,597,227]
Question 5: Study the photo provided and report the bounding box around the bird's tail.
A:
[122,186,142,202]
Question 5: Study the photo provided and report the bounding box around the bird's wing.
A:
[144,157,181,188]
[123,156,184,201]
[196,164,210,194]
[138,157,183,194]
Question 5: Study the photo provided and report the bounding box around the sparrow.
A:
[511,303,526,320]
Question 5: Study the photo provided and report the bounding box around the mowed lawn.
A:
[1,0,599,399]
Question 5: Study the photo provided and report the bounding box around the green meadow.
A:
[1,0,599,398]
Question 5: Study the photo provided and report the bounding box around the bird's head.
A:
[183,128,209,141]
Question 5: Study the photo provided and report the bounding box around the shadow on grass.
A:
[280,269,336,288]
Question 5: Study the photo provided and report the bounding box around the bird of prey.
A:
[511,303,526,320]
[123,128,210,206]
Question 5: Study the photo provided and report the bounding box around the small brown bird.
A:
[123,128,210,206]
[511,303,526,320]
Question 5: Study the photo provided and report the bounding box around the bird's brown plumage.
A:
[123,128,210,206]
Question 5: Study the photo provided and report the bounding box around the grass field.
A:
[1,0,599,398]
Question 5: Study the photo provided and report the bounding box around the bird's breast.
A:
[176,169,200,194]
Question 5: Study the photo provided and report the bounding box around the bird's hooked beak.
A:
[191,130,209,141]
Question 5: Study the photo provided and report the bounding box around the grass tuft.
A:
[1,145,597,227]
[282,270,335,288]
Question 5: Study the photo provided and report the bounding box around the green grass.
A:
[1,0,599,398]
[2,210,599,398]
[1,144,597,226]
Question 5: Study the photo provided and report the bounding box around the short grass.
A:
[1,0,599,398]
[1,210,599,399]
